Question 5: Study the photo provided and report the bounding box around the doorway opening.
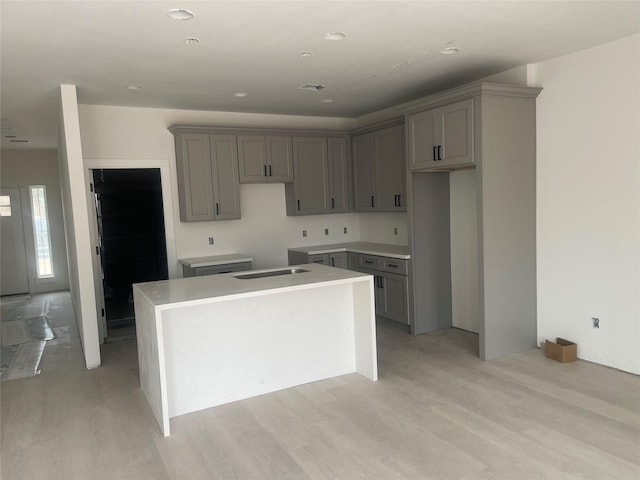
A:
[92,168,168,340]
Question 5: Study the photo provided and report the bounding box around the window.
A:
[0,195,11,216]
[29,186,54,278]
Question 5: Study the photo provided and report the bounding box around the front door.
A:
[0,188,29,295]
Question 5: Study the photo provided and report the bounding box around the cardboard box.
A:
[545,338,577,363]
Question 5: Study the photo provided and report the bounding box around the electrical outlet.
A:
[208,237,214,245]
[302,230,307,237]
[343,227,348,234]
[394,227,398,235]
[324,228,329,236]
[592,317,600,328]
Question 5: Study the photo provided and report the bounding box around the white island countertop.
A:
[288,241,410,259]
[134,263,372,308]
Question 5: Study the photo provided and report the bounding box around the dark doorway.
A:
[92,168,168,339]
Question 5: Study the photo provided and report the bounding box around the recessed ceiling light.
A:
[299,84,326,91]
[167,9,194,20]
[324,32,346,41]
[233,92,248,97]
[184,37,200,45]
[440,46,460,55]
[322,99,333,103]
[126,85,142,90]
[300,51,313,58]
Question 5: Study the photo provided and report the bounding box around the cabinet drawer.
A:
[309,253,330,265]
[358,254,382,270]
[187,262,252,277]
[382,258,408,275]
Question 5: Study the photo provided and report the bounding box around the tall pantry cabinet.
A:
[405,83,541,361]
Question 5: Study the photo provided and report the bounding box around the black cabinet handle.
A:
[433,146,437,162]
[215,203,219,215]
[364,260,374,264]
[313,259,325,263]
[380,276,385,288]
[263,165,267,176]
[387,264,398,268]
[269,165,272,176]
[397,194,402,207]
[371,195,375,208]
[297,199,300,210]
[437,145,442,161]
[331,197,335,209]
[331,257,335,267]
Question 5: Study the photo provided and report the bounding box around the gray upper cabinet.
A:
[327,137,352,212]
[407,98,474,171]
[291,137,329,214]
[352,124,406,212]
[237,135,293,183]
[173,131,240,222]
[285,135,351,216]
[210,135,241,220]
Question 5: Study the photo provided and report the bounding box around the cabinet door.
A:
[407,108,438,171]
[292,137,329,214]
[309,253,330,265]
[176,133,215,221]
[327,137,351,212]
[266,136,294,182]
[210,135,241,220]
[347,252,359,272]
[358,267,384,316]
[352,133,377,211]
[379,271,409,325]
[329,252,347,269]
[439,99,474,169]
[237,135,267,183]
[375,125,405,211]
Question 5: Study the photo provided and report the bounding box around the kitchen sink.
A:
[234,268,309,279]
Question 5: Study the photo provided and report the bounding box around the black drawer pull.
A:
[331,197,335,209]
[433,146,437,161]
[313,259,324,263]
[215,203,219,215]
[388,264,398,268]
[364,260,374,264]
[269,165,272,176]
[437,145,442,161]
[397,194,401,207]
[264,165,267,176]
[371,195,375,208]
[297,199,300,210]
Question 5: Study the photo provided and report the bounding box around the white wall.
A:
[0,149,70,293]
[78,104,406,270]
[450,169,479,333]
[58,85,101,369]
[533,34,640,374]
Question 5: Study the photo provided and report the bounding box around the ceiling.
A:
[1,1,639,149]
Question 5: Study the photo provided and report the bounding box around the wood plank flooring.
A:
[1,292,639,479]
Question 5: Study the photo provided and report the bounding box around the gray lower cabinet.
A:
[285,136,351,216]
[288,251,347,269]
[173,131,241,221]
[329,252,347,269]
[237,135,293,183]
[352,124,406,212]
[182,261,252,277]
[358,255,410,325]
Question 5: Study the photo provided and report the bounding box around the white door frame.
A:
[84,158,178,342]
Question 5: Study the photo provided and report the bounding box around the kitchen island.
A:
[133,263,377,436]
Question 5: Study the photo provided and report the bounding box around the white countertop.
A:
[134,263,371,308]
[288,242,410,259]
[178,254,253,268]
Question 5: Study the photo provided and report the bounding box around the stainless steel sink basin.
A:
[234,268,309,279]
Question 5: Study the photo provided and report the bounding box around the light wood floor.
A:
[1,292,639,480]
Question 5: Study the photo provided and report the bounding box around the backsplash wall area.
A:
[78,104,406,271]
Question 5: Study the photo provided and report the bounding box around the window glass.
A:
[29,186,54,278]
[0,195,11,216]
